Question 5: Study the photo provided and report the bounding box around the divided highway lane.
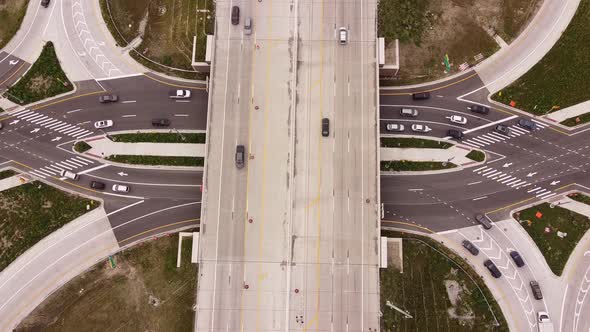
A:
[0,52,29,92]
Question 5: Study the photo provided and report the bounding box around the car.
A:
[518,118,537,130]
[447,129,464,140]
[495,124,511,136]
[231,6,240,25]
[244,17,253,35]
[60,170,79,181]
[41,0,50,7]
[412,92,430,100]
[169,89,191,99]
[152,118,171,127]
[386,123,404,132]
[112,184,130,193]
[90,181,106,190]
[339,27,348,44]
[462,240,479,256]
[94,120,114,129]
[411,124,431,133]
[98,94,118,103]
[322,118,330,137]
[469,105,490,114]
[235,145,245,169]
[530,280,543,300]
[510,251,525,267]
[400,108,418,117]
[449,115,467,125]
[475,213,492,229]
[484,259,502,278]
[0,121,3,130]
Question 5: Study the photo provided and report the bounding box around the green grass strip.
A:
[568,192,590,205]
[491,0,590,115]
[5,41,73,105]
[74,141,92,153]
[381,137,453,149]
[0,170,17,180]
[381,160,457,171]
[466,150,485,162]
[514,202,590,275]
[560,112,590,127]
[107,155,204,167]
[111,133,206,144]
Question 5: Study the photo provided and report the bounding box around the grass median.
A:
[466,150,485,162]
[381,160,457,172]
[5,41,73,105]
[561,112,590,127]
[568,192,590,205]
[0,0,29,50]
[0,181,98,272]
[73,141,92,153]
[0,169,17,180]
[381,137,453,149]
[111,132,206,143]
[381,230,508,332]
[107,155,204,167]
[514,202,590,276]
[491,0,590,116]
[19,233,198,331]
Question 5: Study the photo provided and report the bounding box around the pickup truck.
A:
[169,89,191,99]
[537,312,554,332]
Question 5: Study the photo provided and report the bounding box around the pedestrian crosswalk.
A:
[462,119,548,149]
[472,165,556,199]
[11,109,94,139]
[29,156,95,179]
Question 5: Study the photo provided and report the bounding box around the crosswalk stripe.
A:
[45,165,63,173]
[54,162,73,170]
[61,160,80,168]
[510,180,527,187]
[517,183,532,189]
[68,129,87,136]
[21,113,41,120]
[71,157,90,165]
[470,137,491,145]
[474,166,489,173]
[481,134,502,142]
[500,176,516,184]
[46,121,64,129]
[477,136,498,144]
[34,169,53,177]
[487,132,507,140]
[66,159,86,167]
[505,179,522,186]
[76,132,94,139]
[41,119,59,127]
[510,126,528,134]
[29,171,47,179]
[465,139,485,146]
[14,109,32,117]
[481,169,496,176]
[496,174,510,181]
[74,156,94,163]
[537,192,556,199]
[531,119,547,128]
[40,167,59,175]
[485,170,501,178]
[37,118,56,126]
[57,125,76,133]
[30,116,49,124]
[527,187,541,193]
[462,141,480,148]
[535,188,547,195]
[52,123,69,131]
[63,127,82,135]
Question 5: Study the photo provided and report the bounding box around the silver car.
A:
[411,124,431,133]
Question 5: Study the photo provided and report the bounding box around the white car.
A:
[386,123,404,132]
[449,115,467,125]
[339,27,348,44]
[411,124,432,133]
[169,89,191,99]
[94,120,113,129]
[112,184,130,193]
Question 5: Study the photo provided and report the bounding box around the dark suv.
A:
[530,281,543,300]
[322,118,330,137]
[231,6,240,25]
[90,181,106,190]
[495,124,511,136]
[448,129,464,140]
[412,92,430,100]
[41,0,50,7]
[475,214,492,229]
[510,251,525,267]
[484,260,502,278]
[152,118,170,127]
[462,240,479,256]
[470,105,490,115]
[235,145,245,169]
[518,118,537,130]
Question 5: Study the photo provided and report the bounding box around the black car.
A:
[470,105,490,115]
[518,118,537,130]
[152,118,171,127]
[448,129,464,140]
[484,259,502,278]
[322,118,330,137]
[510,251,525,267]
[475,213,492,229]
[412,92,430,100]
[231,6,240,25]
[462,240,479,256]
[530,280,543,300]
[235,145,245,169]
[90,181,106,190]
[41,0,50,7]
[495,124,511,136]
[99,94,118,103]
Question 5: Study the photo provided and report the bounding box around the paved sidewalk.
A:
[549,195,590,218]
[0,175,27,192]
[380,145,478,166]
[86,137,205,158]
[544,100,590,123]
[0,206,120,330]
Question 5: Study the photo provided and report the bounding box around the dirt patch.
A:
[28,76,52,94]
[380,0,543,85]
[18,234,198,331]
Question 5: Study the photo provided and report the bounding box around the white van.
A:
[244,17,252,35]
[60,170,79,181]
[339,27,347,45]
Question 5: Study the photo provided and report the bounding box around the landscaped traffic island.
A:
[381,160,457,172]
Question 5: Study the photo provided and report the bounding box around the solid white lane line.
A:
[473,196,487,201]
[463,115,519,134]
[77,164,109,175]
[121,100,136,104]
[122,114,136,118]
[467,181,482,185]
[66,109,83,114]
[174,114,189,117]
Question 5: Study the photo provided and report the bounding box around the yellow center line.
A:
[381,220,435,234]
[31,90,105,111]
[379,72,479,95]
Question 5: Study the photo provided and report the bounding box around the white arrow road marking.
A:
[117,172,128,177]
[9,120,20,125]
[503,162,513,168]
[527,172,537,177]
[30,128,40,133]
[550,180,560,185]
[9,60,19,65]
